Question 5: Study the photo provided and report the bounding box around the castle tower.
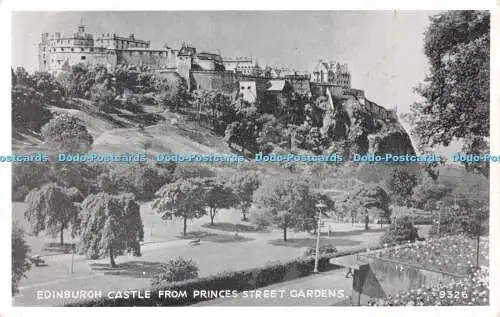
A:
[38,33,49,72]
[78,18,86,34]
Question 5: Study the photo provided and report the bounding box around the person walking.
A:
[345,267,353,278]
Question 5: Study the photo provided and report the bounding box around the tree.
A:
[79,193,144,267]
[389,169,418,206]
[12,84,52,132]
[12,223,31,295]
[31,71,64,105]
[152,178,207,236]
[24,183,79,246]
[98,163,172,200]
[192,90,235,133]
[405,11,489,178]
[12,163,52,201]
[380,216,419,245]
[255,114,286,153]
[227,171,261,221]
[157,73,189,112]
[202,177,237,225]
[41,113,93,153]
[253,177,314,241]
[339,183,391,231]
[224,100,261,153]
[412,177,453,211]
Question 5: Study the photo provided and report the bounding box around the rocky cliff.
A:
[317,95,415,157]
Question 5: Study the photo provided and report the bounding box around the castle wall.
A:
[117,50,176,69]
[194,58,216,71]
[191,70,236,93]
[46,51,117,72]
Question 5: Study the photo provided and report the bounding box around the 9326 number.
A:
[439,291,468,299]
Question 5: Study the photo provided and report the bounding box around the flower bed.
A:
[373,235,489,276]
[371,267,489,306]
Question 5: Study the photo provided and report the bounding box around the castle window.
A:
[81,56,86,60]
[241,86,244,90]
[90,48,93,52]
[71,48,74,52]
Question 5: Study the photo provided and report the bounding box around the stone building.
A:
[312,60,351,88]
[38,21,225,85]
[223,57,259,75]
[38,21,178,73]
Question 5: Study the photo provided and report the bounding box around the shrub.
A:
[303,244,338,257]
[151,258,199,286]
[172,164,215,180]
[41,113,93,153]
[380,216,419,245]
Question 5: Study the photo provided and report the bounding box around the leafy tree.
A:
[12,84,52,132]
[389,169,419,206]
[157,73,189,112]
[192,90,235,133]
[12,163,52,201]
[405,11,489,178]
[41,113,93,153]
[275,91,311,126]
[227,171,261,221]
[114,65,137,96]
[255,114,286,153]
[150,257,199,286]
[412,177,453,211]
[12,223,31,295]
[31,71,64,105]
[90,68,117,111]
[98,163,172,200]
[24,183,79,246]
[295,192,335,235]
[202,177,237,225]
[14,67,31,86]
[380,216,419,245]
[339,183,391,230]
[152,178,207,236]
[253,177,315,241]
[224,101,261,153]
[79,193,144,267]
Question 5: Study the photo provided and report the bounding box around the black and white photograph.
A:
[5,6,492,310]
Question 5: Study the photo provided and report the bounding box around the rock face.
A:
[320,95,415,157]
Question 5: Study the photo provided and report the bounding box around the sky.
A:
[11,11,457,155]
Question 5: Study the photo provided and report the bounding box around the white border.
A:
[0,1,498,317]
